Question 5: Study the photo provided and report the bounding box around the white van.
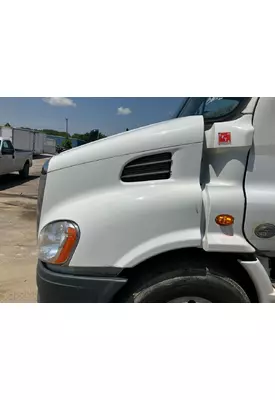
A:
[0,138,32,178]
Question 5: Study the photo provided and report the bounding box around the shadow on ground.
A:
[0,174,39,192]
[33,154,53,160]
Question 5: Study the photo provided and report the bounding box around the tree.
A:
[126,128,129,131]
[1,122,108,145]
[72,132,91,142]
[72,130,107,143]
[88,129,101,142]
[62,138,72,150]
[41,129,68,138]
[4,123,11,127]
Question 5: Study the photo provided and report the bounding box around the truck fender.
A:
[114,229,201,269]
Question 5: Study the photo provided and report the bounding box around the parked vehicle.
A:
[34,132,46,155]
[43,137,56,155]
[37,97,275,303]
[0,137,33,177]
[0,126,46,156]
[46,134,86,149]
[56,145,65,154]
[13,128,34,152]
[0,127,34,152]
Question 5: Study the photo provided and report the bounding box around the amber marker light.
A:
[215,214,234,226]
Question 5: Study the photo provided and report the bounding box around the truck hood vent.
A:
[121,152,172,182]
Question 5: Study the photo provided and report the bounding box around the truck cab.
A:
[36,97,275,303]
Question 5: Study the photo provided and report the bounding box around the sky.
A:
[0,97,184,136]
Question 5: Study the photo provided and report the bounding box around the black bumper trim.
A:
[47,264,124,277]
[37,261,127,303]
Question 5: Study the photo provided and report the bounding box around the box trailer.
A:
[0,126,13,139]
[0,127,48,156]
[43,137,56,155]
[0,127,35,152]
[34,132,46,155]
[12,128,34,152]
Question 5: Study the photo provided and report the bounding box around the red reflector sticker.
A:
[218,132,231,145]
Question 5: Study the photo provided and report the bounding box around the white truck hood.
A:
[48,116,204,172]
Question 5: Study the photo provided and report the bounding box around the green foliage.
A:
[41,129,68,138]
[72,133,91,142]
[40,128,106,144]
[4,123,11,127]
[1,123,107,144]
[62,138,72,150]
[72,130,107,143]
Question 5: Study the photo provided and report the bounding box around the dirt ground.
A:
[0,156,49,302]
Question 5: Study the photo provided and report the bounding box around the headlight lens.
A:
[38,221,79,265]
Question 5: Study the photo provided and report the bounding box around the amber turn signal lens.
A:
[215,214,234,226]
[55,226,78,264]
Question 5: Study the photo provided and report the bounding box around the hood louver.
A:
[121,152,172,183]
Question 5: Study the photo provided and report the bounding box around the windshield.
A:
[176,97,250,120]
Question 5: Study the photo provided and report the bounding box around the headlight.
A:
[38,221,80,265]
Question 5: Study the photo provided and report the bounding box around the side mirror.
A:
[2,148,14,155]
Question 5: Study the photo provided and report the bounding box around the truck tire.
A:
[120,259,250,303]
[19,162,30,179]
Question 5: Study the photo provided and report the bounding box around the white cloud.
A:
[42,97,76,107]
[117,106,132,115]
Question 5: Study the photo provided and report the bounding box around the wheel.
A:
[19,162,29,179]
[120,257,250,303]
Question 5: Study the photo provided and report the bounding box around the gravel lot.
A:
[0,156,49,302]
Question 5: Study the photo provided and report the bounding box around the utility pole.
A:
[65,118,69,136]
